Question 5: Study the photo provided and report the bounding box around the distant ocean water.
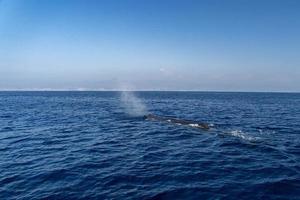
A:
[0,91,299,200]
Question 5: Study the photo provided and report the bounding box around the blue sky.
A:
[0,0,299,91]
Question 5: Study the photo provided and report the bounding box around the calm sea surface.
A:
[0,92,299,199]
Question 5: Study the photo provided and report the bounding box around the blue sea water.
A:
[0,91,299,200]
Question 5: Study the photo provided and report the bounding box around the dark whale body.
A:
[144,114,210,130]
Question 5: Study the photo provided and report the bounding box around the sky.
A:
[0,0,299,92]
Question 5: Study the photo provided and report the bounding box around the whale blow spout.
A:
[144,114,210,130]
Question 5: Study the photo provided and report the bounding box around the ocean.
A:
[0,91,299,199]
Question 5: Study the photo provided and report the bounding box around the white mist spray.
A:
[120,90,148,117]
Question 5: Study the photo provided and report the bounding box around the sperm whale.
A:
[144,114,210,130]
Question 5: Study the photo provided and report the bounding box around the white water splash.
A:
[227,130,260,142]
[120,91,148,117]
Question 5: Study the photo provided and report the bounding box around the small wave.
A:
[258,129,276,135]
[0,127,14,132]
[226,130,260,142]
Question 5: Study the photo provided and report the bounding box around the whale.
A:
[144,114,210,130]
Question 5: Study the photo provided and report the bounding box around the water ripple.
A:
[0,91,299,199]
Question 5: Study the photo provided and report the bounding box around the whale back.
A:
[144,114,210,130]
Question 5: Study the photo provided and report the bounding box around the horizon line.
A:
[0,89,299,94]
